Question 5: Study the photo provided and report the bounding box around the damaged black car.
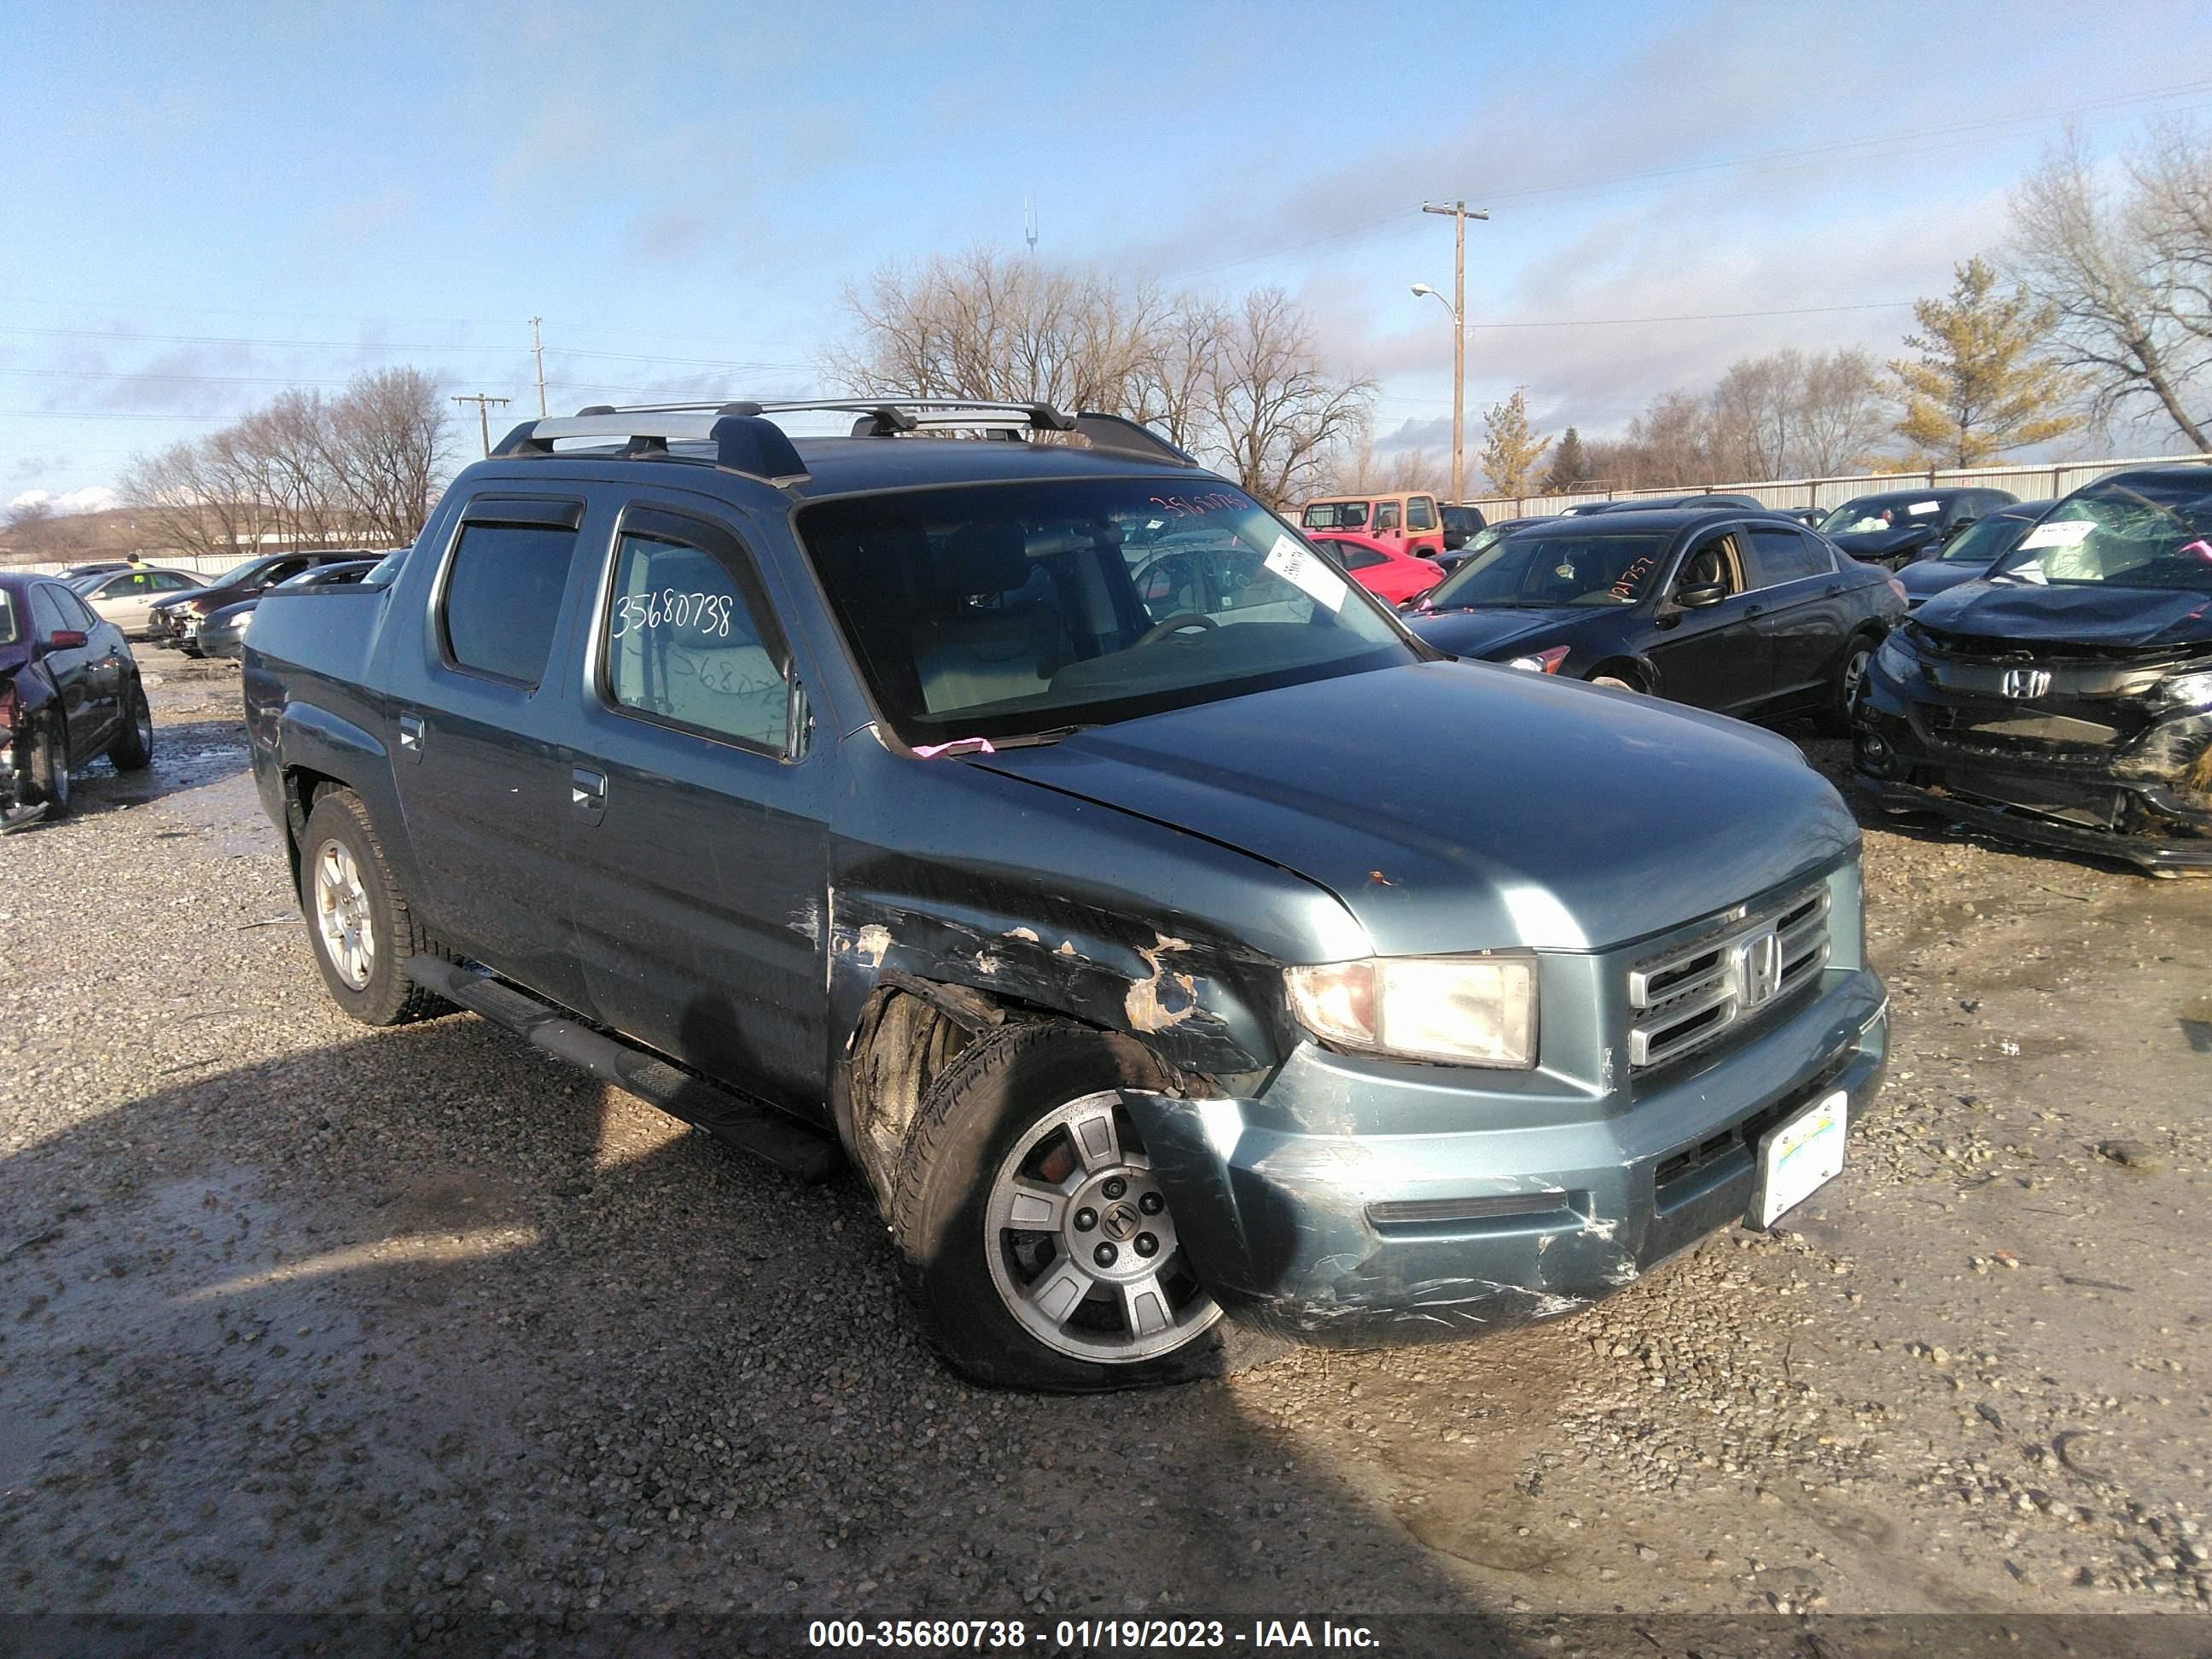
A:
[1854,465,2212,872]
[1819,487,2017,570]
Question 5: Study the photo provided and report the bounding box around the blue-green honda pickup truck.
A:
[244,398,1886,1390]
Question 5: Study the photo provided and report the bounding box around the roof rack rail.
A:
[492,404,810,485]
[487,397,1200,477]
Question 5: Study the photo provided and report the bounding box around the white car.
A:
[71,568,204,638]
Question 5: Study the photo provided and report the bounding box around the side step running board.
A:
[405,954,845,1183]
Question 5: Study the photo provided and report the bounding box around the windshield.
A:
[799,479,1414,745]
[1301,501,1370,531]
[1935,514,2024,565]
[1988,476,2212,591]
[0,590,18,647]
[1819,495,1943,535]
[1424,529,1674,610]
[209,557,275,587]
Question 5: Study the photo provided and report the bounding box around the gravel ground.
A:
[1,656,2207,1643]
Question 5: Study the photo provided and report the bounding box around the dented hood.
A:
[975,660,1858,955]
[1915,580,2212,652]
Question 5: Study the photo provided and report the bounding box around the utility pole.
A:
[453,393,510,457]
[528,317,548,416]
[1422,200,1489,506]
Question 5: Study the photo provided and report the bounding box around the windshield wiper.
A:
[987,724,1092,749]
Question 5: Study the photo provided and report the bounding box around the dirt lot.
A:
[2,657,2207,1644]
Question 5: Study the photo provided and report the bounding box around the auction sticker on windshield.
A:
[1753,1090,1847,1228]
[1266,534,1346,612]
[2019,521,2094,549]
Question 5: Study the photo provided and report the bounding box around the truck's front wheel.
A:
[891,1020,1278,1391]
[300,787,452,1027]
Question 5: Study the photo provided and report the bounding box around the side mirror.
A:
[1674,583,1728,609]
[44,629,89,651]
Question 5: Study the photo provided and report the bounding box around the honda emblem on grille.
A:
[1734,928,1784,1009]
[2000,667,2052,699]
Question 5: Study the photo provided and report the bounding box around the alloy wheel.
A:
[983,1091,1222,1364]
[311,837,376,990]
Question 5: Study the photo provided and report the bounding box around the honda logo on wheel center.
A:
[1100,1202,1141,1243]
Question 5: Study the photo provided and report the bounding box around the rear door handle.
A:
[397,713,425,763]
[571,767,608,826]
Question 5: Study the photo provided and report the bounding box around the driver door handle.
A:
[571,767,608,826]
[1744,603,1765,618]
[1825,584,1844,597]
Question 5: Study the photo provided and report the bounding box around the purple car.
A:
[0,571,154,826]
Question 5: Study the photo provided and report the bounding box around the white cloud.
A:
[10,486,120,514]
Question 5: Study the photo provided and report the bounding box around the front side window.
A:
[1745,525,1828,585]
[603,518,789,753]
[0,589,18,646]
[441,520,579,687]
[1406,497,1437,532]
[1426,530,1674,609]
[1936,514,2021,564]
[1375,503,1401,533]
[1335,546,1387,571]
[1989,476,2212,591]
[152,572,195,591]
[800,479,1412,746]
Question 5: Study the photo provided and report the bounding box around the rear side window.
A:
[441,521,579,688]
[1301,501,1370,531]
[29,585,67,638]
[55,587,98,629]
[1336,547,1387,571]
[151,572,194,591]
[602,512,789,753]
[1406,498,1437,532]
[1746,525,1830,585]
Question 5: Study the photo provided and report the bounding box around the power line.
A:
[1465,300,1914,329]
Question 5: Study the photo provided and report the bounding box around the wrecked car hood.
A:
[1831,527,1935,562]
[1915,581,2212,652]
[976,661,1858,956]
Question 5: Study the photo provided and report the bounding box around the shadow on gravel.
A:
[26,716,254,833]
[0,1011,1531,1650]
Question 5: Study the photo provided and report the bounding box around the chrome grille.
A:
[1628,884,1830,1071]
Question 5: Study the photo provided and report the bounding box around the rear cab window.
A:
[437,498,585,690]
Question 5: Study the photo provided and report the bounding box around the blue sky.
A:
[4,0,2210,509]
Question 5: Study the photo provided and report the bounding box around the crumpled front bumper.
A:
[1854,659,2212,871]
[1126,968,1888,1346]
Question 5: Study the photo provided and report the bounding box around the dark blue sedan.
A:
[1893,501,2052,609]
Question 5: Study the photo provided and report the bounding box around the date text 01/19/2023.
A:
[805,1617,1380,1650]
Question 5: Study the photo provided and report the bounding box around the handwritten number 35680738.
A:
[610,590,734,639]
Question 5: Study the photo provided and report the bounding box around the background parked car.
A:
[196,558,381,661]
[1430,515,1544,574]
[1440,504,1488,550]
[56,561,131,581]
[1560,493,1767,516]
[1304,531,1445,605]
[69,567,204,637]
[1894,501,2052,609]
[1,571,154,824]
[1818,487,2017,569]
[1409,507,1903,732]
[151,550,378,651]
[1854,465,2212,872]
[1297,491,1447,557]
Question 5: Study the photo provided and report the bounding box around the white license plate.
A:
[1753,1090,1848,1228]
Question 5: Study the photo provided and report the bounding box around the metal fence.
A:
[1461,453,2212,521]
[5,551,375,580]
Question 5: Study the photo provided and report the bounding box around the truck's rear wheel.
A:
[890,1020,1280,1391]
[300,787,452,1026]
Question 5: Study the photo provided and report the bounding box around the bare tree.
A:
[1795,348,1889,474]
[1708,352,1806,479]
[1202,287,1375,508]
[2007,121,2211,451]
[321,368,452,545]
[1314,429,1441,495]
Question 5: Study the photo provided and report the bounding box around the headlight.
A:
[1505,645,1570,674]
[1284,956,1537,1068]
[2157,668,2212,709]
[1875,632,1918,678]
